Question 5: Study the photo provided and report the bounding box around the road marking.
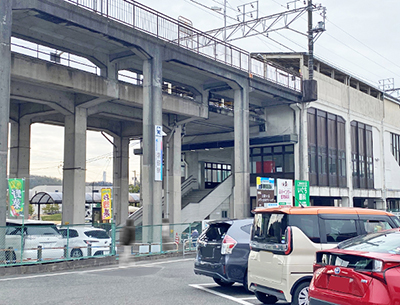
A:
[190,284,254,305]
[0,257,194,281]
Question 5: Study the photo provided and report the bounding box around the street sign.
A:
[295,180,310,207]
[277,178,293,206]
[256,177,275,207]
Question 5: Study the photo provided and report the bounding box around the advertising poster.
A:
[8,178,25,217]
[277,178,293,206]
[256,177,275,207]
[155,125,163,181]
[101,188,112,220]
[295,180,310,207]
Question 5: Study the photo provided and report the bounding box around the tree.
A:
[43,203,60,215]
[129,184,140,193]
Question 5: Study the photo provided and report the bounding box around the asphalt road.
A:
[0,256,290,305]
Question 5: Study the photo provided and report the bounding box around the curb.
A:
[0,251,196,277]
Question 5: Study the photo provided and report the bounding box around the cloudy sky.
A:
[27,0,400,183]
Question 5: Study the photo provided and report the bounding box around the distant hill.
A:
[29,175,62,189]
[28,175,113,189]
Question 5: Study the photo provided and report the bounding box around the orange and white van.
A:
[247,206,400,305]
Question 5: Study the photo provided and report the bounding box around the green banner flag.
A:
[8,178,25,217]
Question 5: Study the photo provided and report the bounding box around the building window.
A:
[204,162,231,188]
[250,145,294,175]
[391,132,400,165]
[351,121,374,189]
[307,108,346,187]
[221,210,228,218]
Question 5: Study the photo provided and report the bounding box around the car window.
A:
[25,225,60,236]
[289,215,320,243]
[363,219,392,233]
[240,224,252,235]
[339,230,400,254]
[60,229,79,238]
[252,213,287,244]
[6,226,22,236]
[323,219,357,243]
[84,230,109,239]
[200,224,230,241]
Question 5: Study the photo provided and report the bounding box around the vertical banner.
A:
[295,180,310,207]
[8,178,25,217]
[101,188,112,220]
[155,125,163,181]
[277,179,293,206]
[256,177,276,208]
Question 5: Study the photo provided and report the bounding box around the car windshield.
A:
[338,229,400,254]
[25,225,60,236]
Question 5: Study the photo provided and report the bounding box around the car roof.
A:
[253,206,395,216]
[206,218,253,226]
[6,219,57,225]
[59,226,106,232]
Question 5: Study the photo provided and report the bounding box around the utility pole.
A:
[308,0,314,80]
[0,0,12,261]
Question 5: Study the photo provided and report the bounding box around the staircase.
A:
[128,175,233,225]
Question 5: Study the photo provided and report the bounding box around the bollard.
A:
[87,244,92,256]
[37,246,42,261]
[63,245,68,259]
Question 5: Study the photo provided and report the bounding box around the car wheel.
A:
[70,249,83,258]
[292,282,310,305]
[254,291,278,304]
[213,278,235,287]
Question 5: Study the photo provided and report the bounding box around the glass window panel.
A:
[263,147,272,154]
[274,146,283,153]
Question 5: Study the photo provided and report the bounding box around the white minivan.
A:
[247,206,400,305]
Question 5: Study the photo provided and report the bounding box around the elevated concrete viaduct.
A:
[0,0,302,234]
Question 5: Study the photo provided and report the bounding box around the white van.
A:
[247,206,400,305]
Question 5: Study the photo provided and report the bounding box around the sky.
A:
[25,0,400,183]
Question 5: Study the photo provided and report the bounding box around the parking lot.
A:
[0,256,290,305]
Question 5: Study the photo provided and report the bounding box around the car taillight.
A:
[84,240,98,245]
[221,235,237,255]
[364,261,399,283]
[284,227,292,255]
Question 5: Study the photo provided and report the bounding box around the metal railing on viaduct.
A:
[62,0,302,92]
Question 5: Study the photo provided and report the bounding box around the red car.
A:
[309,228,400,305]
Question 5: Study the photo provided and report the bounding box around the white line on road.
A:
[190,284,255,305]
[0,257,194,282]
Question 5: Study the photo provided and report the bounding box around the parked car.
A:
[5,219,64,263]
[310,228,400,305]
[194,218,253,291]
[59,226,111,257]
[247,206,400,305]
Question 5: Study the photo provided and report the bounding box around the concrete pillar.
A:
[113,136,130,226]
[9,119,31,219]
[167,125,182,224]
[233,86,250,218]
[62,107,87,225]
[142,51,163,240]
[341,197,351,207]
[346,84,354,206]
[0,0,12,231]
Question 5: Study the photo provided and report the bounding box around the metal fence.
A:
[63,0,302,92]
[0,221,201,267]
